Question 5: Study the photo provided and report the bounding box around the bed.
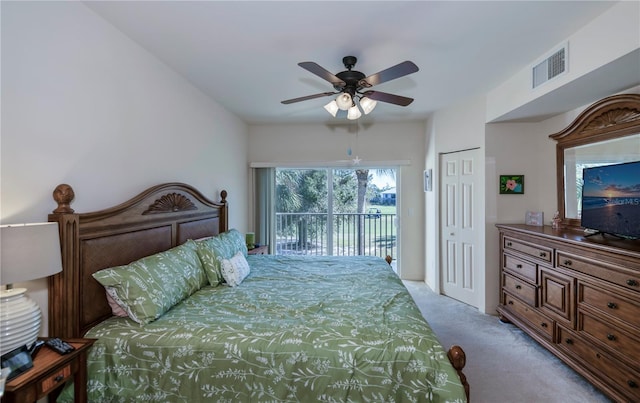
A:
[47,182,469,402]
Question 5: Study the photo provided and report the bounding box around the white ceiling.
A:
[84,1,620,125]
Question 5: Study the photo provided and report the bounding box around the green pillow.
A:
[195,229,248,285]
[93,240,207,325]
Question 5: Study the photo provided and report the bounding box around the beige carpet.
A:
[403,281,612,403]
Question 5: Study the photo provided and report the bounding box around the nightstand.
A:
[3,338,95,403]
[247,245,268,255]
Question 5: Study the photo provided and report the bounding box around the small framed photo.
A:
[525,211,544,226]
[499,175,524,194]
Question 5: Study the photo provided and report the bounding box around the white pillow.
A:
[220,251,251,286]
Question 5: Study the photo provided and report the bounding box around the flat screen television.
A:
[581,160,640,239]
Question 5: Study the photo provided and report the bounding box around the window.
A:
[273,168,396,259]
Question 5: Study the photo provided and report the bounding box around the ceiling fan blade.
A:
[298,62,346,87]
[359,61,419,88]
[281,92,336,104]
[363,90,414,106]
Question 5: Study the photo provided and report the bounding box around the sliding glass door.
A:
[274,167,396,259]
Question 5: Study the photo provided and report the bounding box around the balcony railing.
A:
[275,212,396,260]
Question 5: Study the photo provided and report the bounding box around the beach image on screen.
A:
[581,161,640,238]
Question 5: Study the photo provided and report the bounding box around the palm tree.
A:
[355,168,395,254]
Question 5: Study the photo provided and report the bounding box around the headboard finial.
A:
[52,184,75,214]
[220,190,228,204]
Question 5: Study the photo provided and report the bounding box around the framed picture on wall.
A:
[499,175,524,194]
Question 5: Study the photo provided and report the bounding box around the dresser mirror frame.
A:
[549,93,640,229]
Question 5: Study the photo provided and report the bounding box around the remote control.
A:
[45,338,75,355]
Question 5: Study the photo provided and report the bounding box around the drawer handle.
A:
[507,242,513,247]
[627,279,639,287]
[563,259,572,266]
[628,380,638,389]
[515,285,522,290]
[54,374,64,383]
[540,322,548,328]
[606,334,616,341]
[607,302,617,309]
[516,264,523,269]
[565,338,573,345]
[539,252,546,258]
[508,301,514,305]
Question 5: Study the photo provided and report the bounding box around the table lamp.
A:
[1,222,62,356]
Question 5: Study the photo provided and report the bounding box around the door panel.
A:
[440,148,481,307]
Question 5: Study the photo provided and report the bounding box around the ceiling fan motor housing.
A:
[335,56,365,94]
[335,70,365,94]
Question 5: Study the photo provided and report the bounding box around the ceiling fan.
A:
[281,56,419,119]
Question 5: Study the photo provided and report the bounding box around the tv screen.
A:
[581,160,640,239]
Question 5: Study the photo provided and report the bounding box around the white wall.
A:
[1,2,249,335]
[248,121,427,280]
[487,1,640,121]
[425,95,487,309]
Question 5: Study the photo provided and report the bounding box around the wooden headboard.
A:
[47,183,228,338]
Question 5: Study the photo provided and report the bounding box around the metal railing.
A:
[275,212,396,259]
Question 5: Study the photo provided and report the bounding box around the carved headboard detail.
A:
[47,183,228,338]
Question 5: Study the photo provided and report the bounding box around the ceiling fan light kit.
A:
[282,56,418,120]
[335,92,353,110]
[347,104,362,120]
[359,96,377,115]
[324,100,339,117]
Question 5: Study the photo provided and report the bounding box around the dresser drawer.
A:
[578,310,640,365]
[557,251,640,293]
[579,282,640,329]
[503,292,554,340]
[503,272,537,306]
[557,326,640,401]
[503,236,553,265]
[503,254,537,283]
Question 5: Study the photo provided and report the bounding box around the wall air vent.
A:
[532,42,568,89]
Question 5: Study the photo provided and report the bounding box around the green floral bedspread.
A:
[80,255,466,402]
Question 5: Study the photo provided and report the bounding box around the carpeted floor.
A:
[403,281,612,403]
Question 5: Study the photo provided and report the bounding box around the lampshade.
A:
[359,96,377,115]
[335,92,353,110]
[347,105,362,120]
[1,222,62,285]
[324,100,339,117]
[1,222,62,355]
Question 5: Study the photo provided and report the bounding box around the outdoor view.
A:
[275,168,397,260]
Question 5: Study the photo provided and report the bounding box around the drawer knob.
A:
[627,279,639,287]
[507,242,512,247]
[607,302,617,309]
[539,252,546,257]
[606,334,616,341]
[565,338,573,345]
[540,322,548,328]
[54,374,64,383]
[516,264,523,269]
[563,259,572,266]
[515,285,522,290]
[508,301,514,305]
[628,380,638,389]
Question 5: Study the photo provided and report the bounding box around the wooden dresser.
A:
[496,224,640,402]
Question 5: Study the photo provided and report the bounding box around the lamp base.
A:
[0,288,41,355]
